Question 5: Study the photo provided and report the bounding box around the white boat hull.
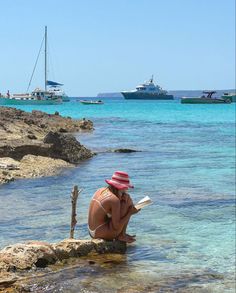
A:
[80,100,104,105]
[0,96,62,105]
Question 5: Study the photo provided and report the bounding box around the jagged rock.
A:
[0,174,14,185]
[53,239,95,259]
[27,134,37,139]
[0,141,52,160]
[92,238,128,254]
[0,107,93,143]
[0,158,20,170]
[0,272,18,288]
[43,131,93,163]
[59,127,67,133]
[0,107,94,184]
[0,241,57,271]
[0,239,126,291]
[79,118,94,130]
[53,239,126,260]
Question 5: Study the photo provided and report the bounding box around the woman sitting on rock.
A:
[88,171,139,243]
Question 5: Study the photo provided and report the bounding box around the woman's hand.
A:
[121,192,130,202]
[128,205,140,215]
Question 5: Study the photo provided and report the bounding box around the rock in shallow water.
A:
[114,148,140,153]
[0,239,127,272]
[0,239,126,289]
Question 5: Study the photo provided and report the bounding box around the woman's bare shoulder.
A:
[94,187,107,197]
[105,190,118,201]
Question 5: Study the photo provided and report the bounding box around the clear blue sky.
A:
[0,0,235,96]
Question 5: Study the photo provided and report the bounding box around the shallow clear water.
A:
[0,99,235,292]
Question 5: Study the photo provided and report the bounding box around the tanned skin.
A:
[88,185,139,243]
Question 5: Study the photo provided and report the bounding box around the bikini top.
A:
[92,188,112,218]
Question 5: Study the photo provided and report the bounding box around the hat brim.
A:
[105,179,134,190]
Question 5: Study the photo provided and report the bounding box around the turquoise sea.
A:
[0,99,235,292]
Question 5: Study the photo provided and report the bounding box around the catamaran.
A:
[0,27,68,105]
[46,80,69,102]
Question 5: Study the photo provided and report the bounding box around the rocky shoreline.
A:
[0,239,126,292]
[0,107,130,292]
[0,107,94,184]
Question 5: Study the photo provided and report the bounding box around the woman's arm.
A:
[122,193,139,214]
[110,198,133,231]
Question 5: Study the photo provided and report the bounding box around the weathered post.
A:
[70,185,82,239]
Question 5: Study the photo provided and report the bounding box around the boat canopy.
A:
[46,80,63,86]
[202,91,217,98]
[203,91,216,94]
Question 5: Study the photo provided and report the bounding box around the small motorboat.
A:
[79,100,104,105]
[221,92,236,103]
[181,91,232,104]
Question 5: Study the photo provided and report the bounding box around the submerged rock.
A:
[114,148,140,153]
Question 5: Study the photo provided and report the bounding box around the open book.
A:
[134,196,152,210]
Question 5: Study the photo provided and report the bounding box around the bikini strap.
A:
[99,187,112,201]
[92,187,112,216]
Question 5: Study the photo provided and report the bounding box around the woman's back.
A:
[88,187,114,230]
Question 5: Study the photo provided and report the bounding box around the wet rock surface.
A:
[0,239,126,272]
[0,239,126,291]
[113,148,140,153]
[0,107,94,184]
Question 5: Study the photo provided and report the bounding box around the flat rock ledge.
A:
[0,239,126,289]
[0,107,94,184]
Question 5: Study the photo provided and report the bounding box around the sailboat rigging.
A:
[0,26,68,105]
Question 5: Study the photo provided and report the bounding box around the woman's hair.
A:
[108,185,128,197]
[108,185,120,196]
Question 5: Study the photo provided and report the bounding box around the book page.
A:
[135,196,152,210]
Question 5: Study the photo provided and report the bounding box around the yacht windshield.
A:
[137,87,146,91]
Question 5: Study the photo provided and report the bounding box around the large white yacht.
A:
[121,76,173,100]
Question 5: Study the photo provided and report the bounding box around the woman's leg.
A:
[117,198,136,243]
[95,220,129,242]
[94,196,135,243]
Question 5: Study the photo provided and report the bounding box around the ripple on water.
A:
[0,100,235,292]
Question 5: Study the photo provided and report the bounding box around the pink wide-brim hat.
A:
[105,171,134,190]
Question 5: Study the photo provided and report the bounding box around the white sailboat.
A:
[0,26,67,105]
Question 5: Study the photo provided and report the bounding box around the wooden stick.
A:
[70,186,82,239]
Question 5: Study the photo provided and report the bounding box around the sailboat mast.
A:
[45,26,47,91]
